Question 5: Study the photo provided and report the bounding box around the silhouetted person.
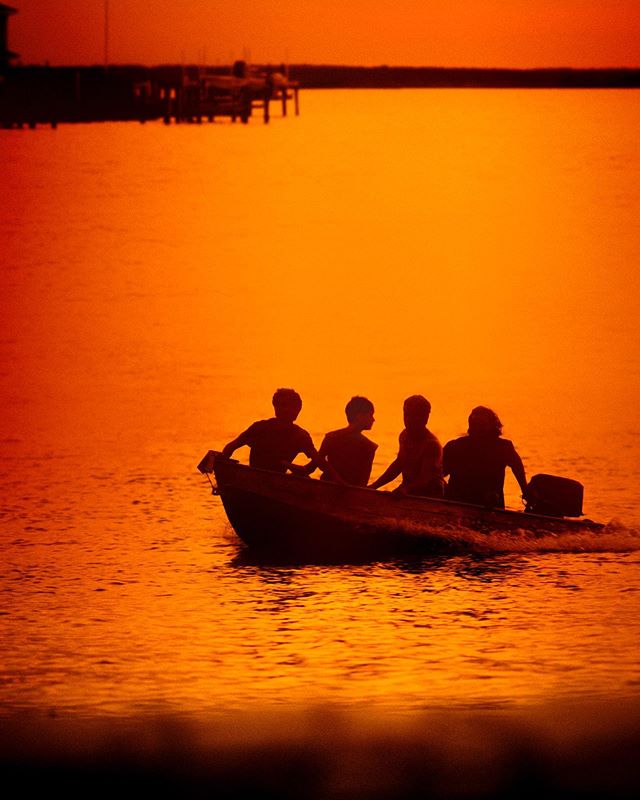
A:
[443,406,528,508]
[369,395,444,497]
[292,396,378,486]
[222,388,318,473]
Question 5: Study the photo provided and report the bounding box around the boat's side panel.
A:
[210,455,602,554]
[218,486,443,558]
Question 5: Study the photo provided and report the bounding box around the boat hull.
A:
[202,452,604,559]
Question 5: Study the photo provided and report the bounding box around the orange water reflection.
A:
[1,90,640,716]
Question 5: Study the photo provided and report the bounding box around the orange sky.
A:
[9,0,640,68]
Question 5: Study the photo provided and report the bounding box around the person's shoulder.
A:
[246,418,271,432]
[444,435,468,449]
[238,419,271,443]
[498,437,517,454]
[360,433,378,453]
[292,422,313,440]
[423,430,442,454]
[346,430,378,450]
[323,427,346,440]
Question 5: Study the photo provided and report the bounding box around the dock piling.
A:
[0,64,300,128]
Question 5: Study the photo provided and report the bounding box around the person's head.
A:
[403,395,431,432]
[272,388,302,422]
[468,406,502,438]
[345,396,375,431]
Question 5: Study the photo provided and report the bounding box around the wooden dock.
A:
[148,63,300,126]
[0,63,300,129]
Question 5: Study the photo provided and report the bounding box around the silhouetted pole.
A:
[104,1,109,70]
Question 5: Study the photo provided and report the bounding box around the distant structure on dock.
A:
[0,3,18,73]
[147,60,300,126]
[1,58,300,129]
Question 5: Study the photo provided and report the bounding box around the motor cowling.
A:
[525,473,584,517]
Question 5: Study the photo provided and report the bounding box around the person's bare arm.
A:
[301,439,343,482]
[222,430,251,458]
[509,449,528,497]
[369,457,402,490]
[442,442,452,478]
[286,460,318,476]
[297,437,328,476]
[284,437,342,482]
[286,444,325,476]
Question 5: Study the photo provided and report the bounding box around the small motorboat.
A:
[198,451,604,560]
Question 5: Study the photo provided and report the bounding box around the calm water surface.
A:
[1,90,640,719]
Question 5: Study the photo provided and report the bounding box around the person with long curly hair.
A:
[443,406,528,508]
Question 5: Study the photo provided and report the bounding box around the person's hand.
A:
[285,462,307,476]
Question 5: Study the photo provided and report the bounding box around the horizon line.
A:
[12,61,640,71]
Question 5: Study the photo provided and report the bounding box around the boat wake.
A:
[210,455,639,561]
[399,518,640,555]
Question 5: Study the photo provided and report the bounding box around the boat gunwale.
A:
[205,451,604,532]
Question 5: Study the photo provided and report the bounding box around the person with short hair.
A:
[369,395,444,497]
[222,388,318,473]
[295,396,378,486]
[442,406,527,508]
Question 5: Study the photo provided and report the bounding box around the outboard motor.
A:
[525,474,584,517]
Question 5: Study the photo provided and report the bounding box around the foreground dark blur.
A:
[1,701,639,798]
